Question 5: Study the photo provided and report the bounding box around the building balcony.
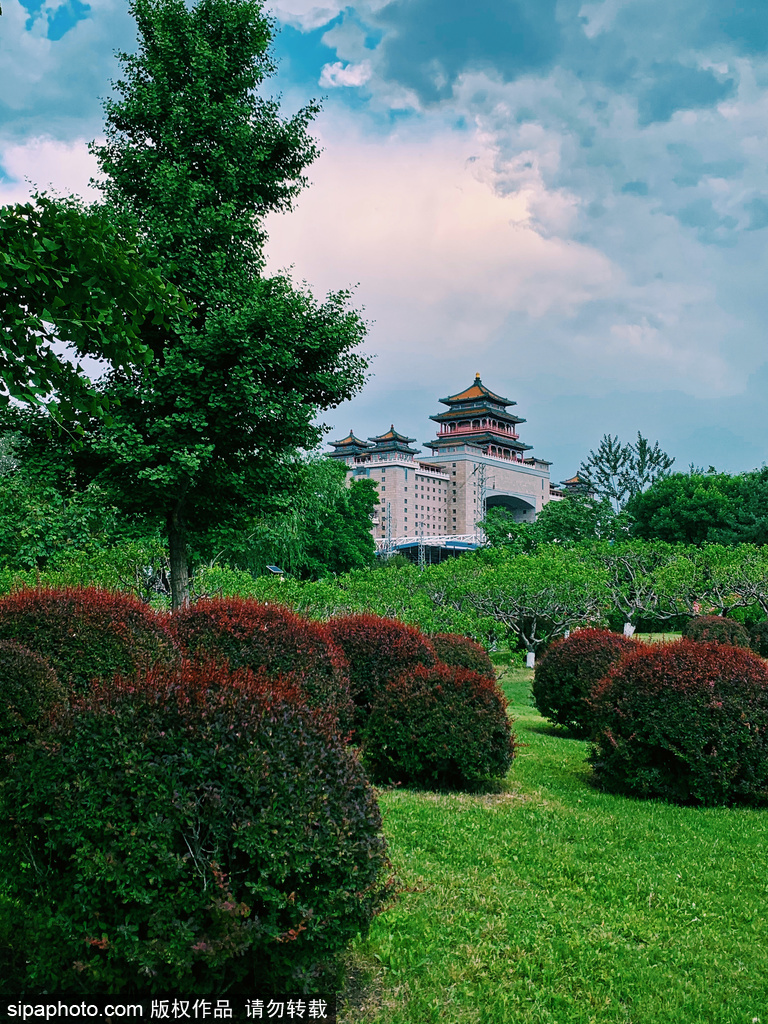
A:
[438,424,519,439]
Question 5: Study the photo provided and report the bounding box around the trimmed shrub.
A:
[0,587,175,690]
[750,618,768,657]
[170,598,354,733]
[364,663,515,788]
[0,640,63,757]
[0,661,393,994]
[431,632,495,679]
[327,614,436,728]
[532,628,643,737]
[683,614,751,648]
[589,639,768,805]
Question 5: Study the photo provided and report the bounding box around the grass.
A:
[338,666,768,1024]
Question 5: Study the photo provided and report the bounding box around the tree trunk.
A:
[167,509,190,610]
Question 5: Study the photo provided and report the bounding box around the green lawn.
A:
[339,668,768,1024]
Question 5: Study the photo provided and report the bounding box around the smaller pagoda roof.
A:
[561,473,585,486]
[368,425,420,456]
[330,430,373,449]
[326,430,374,459]
[439,374,515,407]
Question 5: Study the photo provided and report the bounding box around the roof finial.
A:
[475,372,481,380]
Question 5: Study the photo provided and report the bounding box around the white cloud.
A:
[264,122,619,364]
[319,61,373,88]
[0,137,102,206]
[266,0,347,31]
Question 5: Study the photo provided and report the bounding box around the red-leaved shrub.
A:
[431,633,495,679]
[683,615,751,648]
[364,663,515,788]
[170,598,354,733]
[0,587,176,690]
[533,628,643,737]
[589,639,768,804]
[0,640,63,758]
[0,660,393,994]
[327,614,436,729]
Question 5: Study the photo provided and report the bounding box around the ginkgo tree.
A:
[7,0,369,609]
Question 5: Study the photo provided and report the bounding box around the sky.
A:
[2,0,768,479]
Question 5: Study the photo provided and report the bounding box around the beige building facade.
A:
[327,376,557,549]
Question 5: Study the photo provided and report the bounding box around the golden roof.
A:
[439,374,513,406]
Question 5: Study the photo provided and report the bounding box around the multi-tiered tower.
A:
[327,376,555,551]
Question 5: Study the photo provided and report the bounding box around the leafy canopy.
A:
[0,196,185,422]
[51,0,369,607]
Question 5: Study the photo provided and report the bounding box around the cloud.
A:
[0,136,101,205]
[264,121,618,360]
[0,0,136,141]
[319,60,372,87]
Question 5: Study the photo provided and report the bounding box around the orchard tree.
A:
[595,541,702,632]
[63,0,368,607]
[457,546,608,661]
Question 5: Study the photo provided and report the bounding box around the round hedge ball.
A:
[532,628,643,737]
[589,639,768,805]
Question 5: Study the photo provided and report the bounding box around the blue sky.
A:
[2,0,768,478]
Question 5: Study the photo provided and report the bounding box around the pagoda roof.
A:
[329,430,373,450]
[367,424,420,456]
[368,425,417,445]
[561,473,587,486]
[439,374,515,407]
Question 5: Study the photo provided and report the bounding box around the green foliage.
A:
[0,660,393,993]
[0,195,184,421]
[0,466,162,572]
[170,598,354,733]
[628,467,768,546]
[532,627,643,737]
[0,640,63,756]
[214,458,376,579]
[751,618,768,657]
[458,546,609,653]
[431,632,495,679]
[589,640,768,804]
[626,471,738,544]
[0,587,176,689]
[327,614,437,730]
[578,433,674,511]
[682,614,751,648]
[531,494,633,545]
[364,663,515,788]
[477,507,533,552]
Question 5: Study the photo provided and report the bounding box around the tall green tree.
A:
[579,432,674,510]
[66,0,367,607]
